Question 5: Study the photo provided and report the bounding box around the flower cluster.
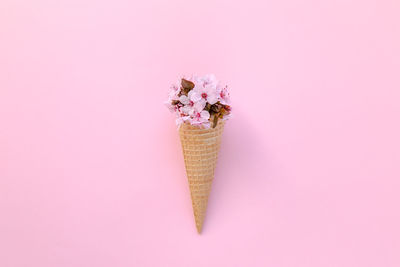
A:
[166,74,231,128]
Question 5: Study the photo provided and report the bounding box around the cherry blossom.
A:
[166,74,231,128]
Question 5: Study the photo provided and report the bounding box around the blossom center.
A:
[201,93,207,99]
[189,101,194,106]
[220,91,225,98]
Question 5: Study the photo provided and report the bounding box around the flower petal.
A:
[200,110,210,120]
[189,90,202,102]
[207,94,218,105]
[194,99,206,112]
[179,95,190,105]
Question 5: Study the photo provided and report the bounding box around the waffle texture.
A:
[179,120,225,233]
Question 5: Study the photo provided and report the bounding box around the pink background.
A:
[1,0,400,266]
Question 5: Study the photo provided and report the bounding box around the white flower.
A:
[166,74,232,128]
[165,83,181,112]
[180,90,205,105]
[179,97,206,116]
[179,95,190,105]
[218,85,230,105]
[197,74,218,88]
[190,110,211,126]
[188,89,202,103]
[190,83,219,105]
[176,116,190,126]
[168,83,180,100]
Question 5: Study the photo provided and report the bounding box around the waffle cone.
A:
[179,120,225,233]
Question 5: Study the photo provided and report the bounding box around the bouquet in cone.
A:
[165,74,231,233]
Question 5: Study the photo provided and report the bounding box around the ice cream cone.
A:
[179,120,225,233]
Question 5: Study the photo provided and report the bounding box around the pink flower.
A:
[165,83,180,111]
[191,83,219,105]
[179,93,206,114]
[218,85,230,105]
[166,74,231,128]
[175,116,190,126]
[190,110,211,126]
[169,83,180,100]
[195,74,218,88]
